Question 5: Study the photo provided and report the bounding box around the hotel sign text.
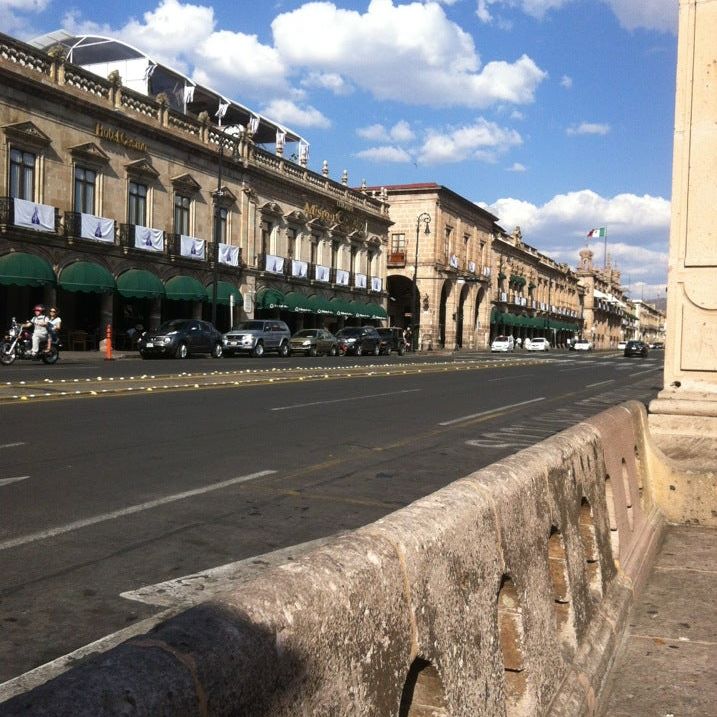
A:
[95,123,148,152]
[304,202,364,234]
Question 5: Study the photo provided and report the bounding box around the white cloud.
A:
[1,0,50,37]
[481,189,670,285]
[301,71,352,95]
[357,124,390,142]
[602,0,677,34]
[355,146,413,163]
[476,0,677,33]
[507,162,527,172]
[560,74,572,89]
[389,120,416,143]
[272,0,546,108]
[261,99,331,129]
[510,110,525,120]
[566,122,610,136]
[418,118,522,164]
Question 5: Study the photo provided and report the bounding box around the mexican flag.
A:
[587,227,607,238]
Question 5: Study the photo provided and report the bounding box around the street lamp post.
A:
[210,135,225,327]
[412,212,431,351]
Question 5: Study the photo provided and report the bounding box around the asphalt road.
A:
[0,350,664,687]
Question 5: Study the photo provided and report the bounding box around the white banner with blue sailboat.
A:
[219,243,239,267]
[80,213,114,243]
[14,198,55,232]
[134,225,164,252]
[180,235,205,260]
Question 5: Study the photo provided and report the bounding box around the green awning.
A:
[59,261,115,293]
[348,301,371,319]
[365,302,388,319]
[329,297,352,316]
[0,252,56,288]
[307,295,334,315]
[256,287,287,310]
[206,281,242,307]
[285,291,312,313]
[116,269,165,299]
[165,275,207,302]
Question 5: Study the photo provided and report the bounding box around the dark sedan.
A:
[138,319,223,359]
[624,340,649,358]
[376,327,407,355]
[336,327,382,356]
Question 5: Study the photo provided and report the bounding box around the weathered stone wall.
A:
[1,400,672,716]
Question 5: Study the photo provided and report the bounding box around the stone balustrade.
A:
[2,399,689,716]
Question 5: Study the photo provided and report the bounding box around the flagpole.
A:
[604,230,608,269]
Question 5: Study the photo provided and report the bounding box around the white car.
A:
[573,339,593,351]
[491,335,515,352]
[617,341,627,350]
[526,337,550,351]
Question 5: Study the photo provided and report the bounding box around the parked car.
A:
[138,319,223,359]
[617,341,627,350]
[526,337,550,352]
[222,320,291,357]
[649,341,664,349]
[490,335,514,352]
[376,327,407,355]
[336,326,382,356]
[289,328,338,356]
[624,340,649,358]
[572,338,593,352]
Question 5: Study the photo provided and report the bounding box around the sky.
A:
[3,0,678,300]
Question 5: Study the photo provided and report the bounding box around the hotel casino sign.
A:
[95,123,148,152]
[303,201,365,235]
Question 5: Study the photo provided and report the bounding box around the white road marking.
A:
[271,388,421,411]
[0,469,276,552]
[586,379,615,388]
[488,374,531,382]
[630,368,661,377]
[0,442,25,450]
[0,476,29,487]
[438,397,546,426]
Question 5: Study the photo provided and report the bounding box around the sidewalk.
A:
[599,525,717,715]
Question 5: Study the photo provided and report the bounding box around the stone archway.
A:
[456,282,470,348]
[387,274,413,329]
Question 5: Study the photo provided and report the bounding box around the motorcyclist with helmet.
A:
[23,304,50,356]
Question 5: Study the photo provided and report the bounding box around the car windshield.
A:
[294,330,318,337]
[232,321,265,331]
[494,336,509,342]
[576,340,588,344]
[337,328,361,337]
[157,320,190,333]
[376,329,391,336]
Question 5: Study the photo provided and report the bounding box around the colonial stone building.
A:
[0,31,390,348]
[491,227,582,348]
[365,183,495,350]
[575,248,630,349]
[631,299,666,345]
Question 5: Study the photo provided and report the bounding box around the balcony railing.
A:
[120,223,165,254]
[387,252,406,267]
[64,211,117,245]
[0,196,61,233]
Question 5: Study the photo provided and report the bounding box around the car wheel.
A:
[329,345,337,356]
[211,343,223,359]
[355,344,363,357]
[373,343,380,356]
[278,341,289,358]
[398,346,405,356]
[309,346,317,357]
[175,342,189,359]
[251,341,264,358]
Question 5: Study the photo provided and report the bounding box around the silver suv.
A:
[222,320,291,357]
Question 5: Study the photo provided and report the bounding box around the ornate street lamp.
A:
[412,212,431,350]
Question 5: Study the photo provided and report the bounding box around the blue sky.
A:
[4,0,677,299]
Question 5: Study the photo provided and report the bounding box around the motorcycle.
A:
[1,318,60,365]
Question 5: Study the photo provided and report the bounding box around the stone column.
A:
[149,298,162,330]
[649,0,717,443]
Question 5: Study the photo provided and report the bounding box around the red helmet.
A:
[33,304,44,312]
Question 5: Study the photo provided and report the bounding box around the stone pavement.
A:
[600,525,717,716]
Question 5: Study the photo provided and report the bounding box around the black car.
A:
[376,327,407,355]
[624,340,649,358]
[138,319,223,359]
[335,327,382,356]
